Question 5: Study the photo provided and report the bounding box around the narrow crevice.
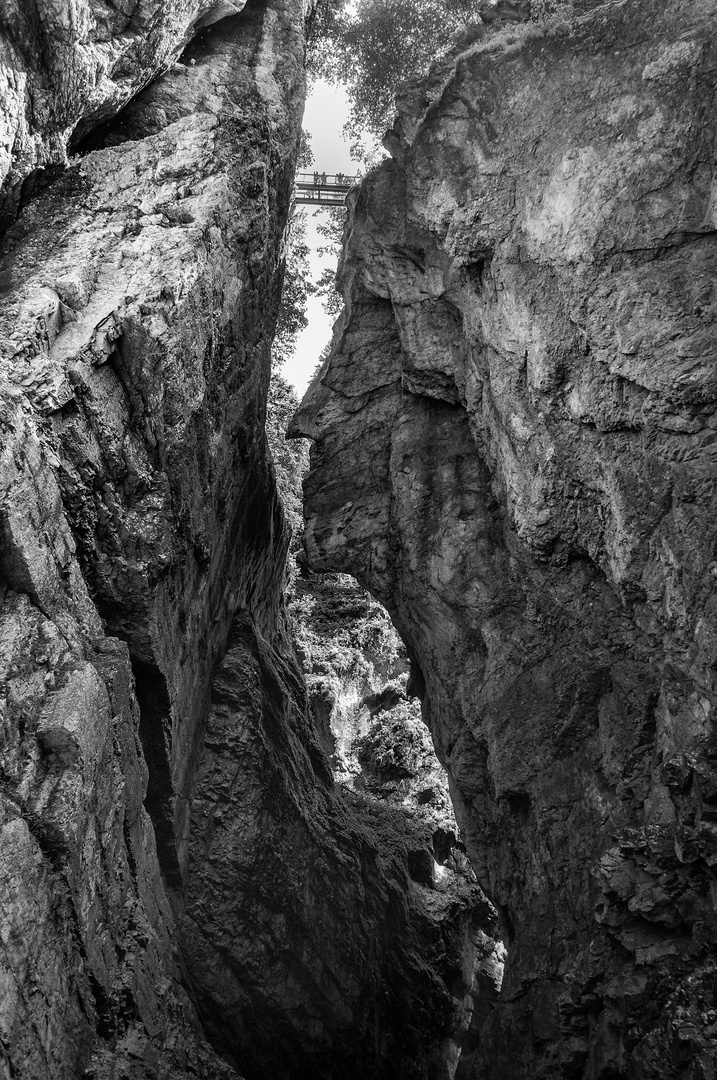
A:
[406,652,426,699]
[131,659,184,891]
[461,249,493,290]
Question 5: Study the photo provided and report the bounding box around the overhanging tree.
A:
[308,0,472,147]
[308,0,570,151]
[273,211,315,369]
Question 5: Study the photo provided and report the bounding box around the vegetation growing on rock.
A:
[307,0,572,152]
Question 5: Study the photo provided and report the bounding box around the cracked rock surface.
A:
[0,0,246,228]
[0,0,489,1076]
[0,0,303,1072]
[293,1,717,1076]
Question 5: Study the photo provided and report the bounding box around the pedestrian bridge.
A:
[294,171,359,206]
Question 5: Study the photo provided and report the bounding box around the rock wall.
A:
[181,610,492,1080]
[292,1,717,1076]
[0,0,247,229]
[0,1,489,1077]
[285,564,506,1073]
[0,0,304,1073]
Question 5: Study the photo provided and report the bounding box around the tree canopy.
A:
[273,211,315,368]
[308,0,572,151]
[308,0,473,148]
[313,205,345,317]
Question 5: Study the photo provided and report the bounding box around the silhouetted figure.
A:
[321,171,326,185]
[313,170,319,185]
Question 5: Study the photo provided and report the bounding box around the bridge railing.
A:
[295,171,360,189]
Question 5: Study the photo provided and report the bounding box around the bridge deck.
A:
[294,171,358,207]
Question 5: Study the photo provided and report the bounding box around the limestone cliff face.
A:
[0,2,488,1077]
[0,0,247,229]
[293,1,717,1076]
[0,0,304,1073]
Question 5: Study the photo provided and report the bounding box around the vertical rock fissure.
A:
[131,659,184,891]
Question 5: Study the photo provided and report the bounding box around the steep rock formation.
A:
[182,608,493,1080]
[286,563,506,1067]
[0,0,304,1073]
[292,1,717,1076]
[0,0,246,229]
[0,1,489,1077]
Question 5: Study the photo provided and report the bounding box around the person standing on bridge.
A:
[313,170,319,185]
[321,171,326,185]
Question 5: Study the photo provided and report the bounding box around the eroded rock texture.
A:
[0,0,246,229]
[1,0,303,1072]
[0,0,487,1076]
[293,1,717,1076]
[286,566,506,1071]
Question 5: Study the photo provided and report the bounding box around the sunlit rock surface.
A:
[0,0,303,1072]
[0,0,247,229]
[293,1,717,1076]
[287,566,506,1065]
[0,0,489,1075]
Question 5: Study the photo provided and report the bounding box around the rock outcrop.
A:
[286,563,506,1070]
[0,0,247,229]
[0,1,490,1077]
[293,1,717,1076]
[1,0,305,1073]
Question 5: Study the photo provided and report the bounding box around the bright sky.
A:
[281,79,364,397]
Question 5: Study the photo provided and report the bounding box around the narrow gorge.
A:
[0,1,716,1079]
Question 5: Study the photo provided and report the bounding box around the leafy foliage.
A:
[308,0,573,151]
[273,212,315,368]
[313,204,346,316]
[297,128,314,169]
[308,0,476,146]
[353,695,461,834]
[356,701,430,780]
[289,571,403,677]
[266,372,308,551]
[273,135,343,367]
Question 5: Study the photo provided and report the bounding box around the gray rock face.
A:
[0,0,303,1071]
[293,1,717,1076]
[0,0,246,228]
[181,612,490,1079]
[0,1,488,1077]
